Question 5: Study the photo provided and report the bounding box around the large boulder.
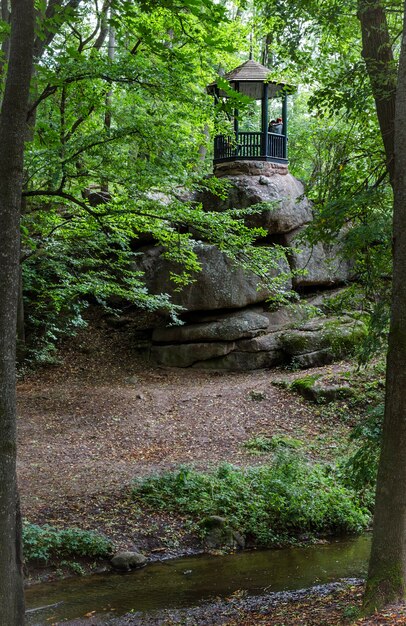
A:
[150,341,236,367]
[189,330,284,370]
[290,349,335,369]
[139,243,291,311]
[199,173,313,234]
[152,310,269,343]
[149,305,367,370]
[237,331,282,352]
[194,349,284,370]
[280,316,367,361]
[284,228,353,288]
[199,515,245,551]
[111,551,147,571]
[304,287,361,312]
[290,376,353,403]
[214,160,288,178]
[261,304,309,330]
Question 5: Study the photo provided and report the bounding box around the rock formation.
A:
[139,243,292,311]
[135,161,357,370]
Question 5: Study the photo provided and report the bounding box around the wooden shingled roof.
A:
[223,59,274,82]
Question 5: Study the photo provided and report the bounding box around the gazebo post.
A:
[282,93,288,159]
[261,82,269,157]
[234,81,239,145]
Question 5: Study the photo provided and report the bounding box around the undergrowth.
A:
[339,403,384,509]
[132,453,370,547]
[23,523,113,563]
[243,434,303,454]
[289,361,385,509]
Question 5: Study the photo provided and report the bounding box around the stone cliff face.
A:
[137,161,358,370]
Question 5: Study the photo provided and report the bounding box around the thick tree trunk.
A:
[0,0,34,623]
[363,0,406,612]
[0,0,10,80]
[357,0,397,186]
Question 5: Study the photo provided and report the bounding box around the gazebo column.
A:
[261,82,269,157]
[234,81,239,146]
[282,93,288,159]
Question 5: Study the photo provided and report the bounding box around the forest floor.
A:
[18,311,354,559]
[18,311,391,625]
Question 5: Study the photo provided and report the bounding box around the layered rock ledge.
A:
[137,162,356,370]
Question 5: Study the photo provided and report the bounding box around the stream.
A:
[25,534,371,625]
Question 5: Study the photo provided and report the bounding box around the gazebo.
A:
[207,60,291,165]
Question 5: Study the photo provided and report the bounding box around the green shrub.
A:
[22,523,113,563]
[339,403,383,508]
[60,560,86,575]
[243,434,303,454]
[132,454,370,547]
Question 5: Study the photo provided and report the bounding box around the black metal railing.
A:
[238,132,262,157]
[267,132,285,159]
[214,131,287,162]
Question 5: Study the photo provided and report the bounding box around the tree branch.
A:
[22,189,100,218]
[33,0,82,61]
[64,105,95,142]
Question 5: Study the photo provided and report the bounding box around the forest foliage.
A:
[0,0,399,360]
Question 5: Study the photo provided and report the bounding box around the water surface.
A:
[26,534,371,625]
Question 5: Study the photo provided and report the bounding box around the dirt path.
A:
[17,317,350,543]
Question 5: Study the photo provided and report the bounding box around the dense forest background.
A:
[3,0,394,365]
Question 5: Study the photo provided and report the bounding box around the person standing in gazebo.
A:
[269,118,283,134]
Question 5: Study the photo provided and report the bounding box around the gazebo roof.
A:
[223,59,274,82]
[207,59,290,100]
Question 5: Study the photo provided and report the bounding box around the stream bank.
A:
[26,535,370,625]
[59,581,366,625]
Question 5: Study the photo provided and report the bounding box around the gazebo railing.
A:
[214,131,287,162]
[267,132,286,159]
[238,132,262,157]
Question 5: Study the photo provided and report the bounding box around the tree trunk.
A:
[357,0,397,186]
[0,0,11,81]
[0,0,34,623]
[363,0,406,612]
[101,9,115,194]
